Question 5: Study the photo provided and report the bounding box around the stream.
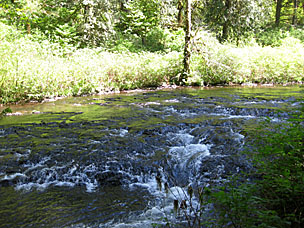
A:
[0,86,303,227]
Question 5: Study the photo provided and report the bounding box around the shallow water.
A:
[0,86,303,227]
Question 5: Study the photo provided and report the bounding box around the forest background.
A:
[0,0,304,104]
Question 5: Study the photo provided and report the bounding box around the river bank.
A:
[1,23,304,105]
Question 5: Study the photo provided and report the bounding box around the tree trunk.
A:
[221,0,230,42]
[221,23,228,43]
[120,0,128,12]
[26,22,31,34]
[182,0,192,84]
[292,0,298,25]
[275,0,283,26]
[177,0,183,27]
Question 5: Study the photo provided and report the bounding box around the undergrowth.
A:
[189,30,304,86]
[1,22,304,104]
[162,106,304,228]
[0,22,182,104]
[206,106,304,227]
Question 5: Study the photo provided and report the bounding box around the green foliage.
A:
[0,22,183,104]
[207,106,304,227]
[0,107,12,117]
[200,0,272,43]
[0,0,120,48]
[1,0,304,50]
[256,24,304,47]
[33,0,82,45]
[210,182,262,227]
[1,21,304,104]
[0,0,37,30]
[0,20,22,41]
[116,0,161,44]
[250,109,304,226]
[188,29,304,86]
[163,28,185,52]
[110,27,185,53]
[273,0,304,25]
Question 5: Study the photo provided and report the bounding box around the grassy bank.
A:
[1,23,304,104]
[0,23,182,104]
[190,30,304,85]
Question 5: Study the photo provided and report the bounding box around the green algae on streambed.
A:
[1,86,303,125]
[0,86,303,227]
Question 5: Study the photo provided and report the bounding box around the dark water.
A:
[0,86,303,227]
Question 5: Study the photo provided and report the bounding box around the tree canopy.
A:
[1,0,303,47]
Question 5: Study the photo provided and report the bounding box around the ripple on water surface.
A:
[0,86,303,227]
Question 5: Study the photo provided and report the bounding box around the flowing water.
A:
[0,86,303,227]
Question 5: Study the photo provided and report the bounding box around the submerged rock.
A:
[96,171,124,186]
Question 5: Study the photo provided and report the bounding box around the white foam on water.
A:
[120,130,213,227]
[110,129,129,137]
[206,111,255,119]
[15,161,100,192]
[119,129,128,137]
[230,129,245,144]
[23,156,51,173]
[117,182,202,227]
[292,101,304,106]
[1,173,27,181]
[89,140,101,144]
[102,219,169,228]
[225,115,255,119]
[0,129,5,137]
[144,102,161,106]
[167,131,194,145]
[163,99,179,103]
[15,180,77,191]
[169,144,210,171]
[163,107,178,114]
[14,149,31,160]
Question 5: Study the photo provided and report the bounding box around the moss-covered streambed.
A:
[0,86,303,227]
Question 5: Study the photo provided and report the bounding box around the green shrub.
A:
[1,22,304,104]
[109,27,185,53]
[255,25,304,47]
[0,23,183,104]
[188,30,304,85]
[208,107,304,227]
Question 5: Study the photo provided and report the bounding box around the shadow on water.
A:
[0,86,303,227]
[0,185,149,227]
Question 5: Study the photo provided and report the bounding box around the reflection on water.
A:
[0,86,303,227]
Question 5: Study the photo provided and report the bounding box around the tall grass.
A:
[1,22,304,104]
[189,30,304,85]
[0,23,182,104]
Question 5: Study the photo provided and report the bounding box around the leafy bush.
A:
[0,21,22,41]
[144,27,185,53]
[1,22,304,104]
[110,27,185,53]
[188,30,304,85]
[208,106,304,227]
[256,24,304,47]
[0,22,183,104]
